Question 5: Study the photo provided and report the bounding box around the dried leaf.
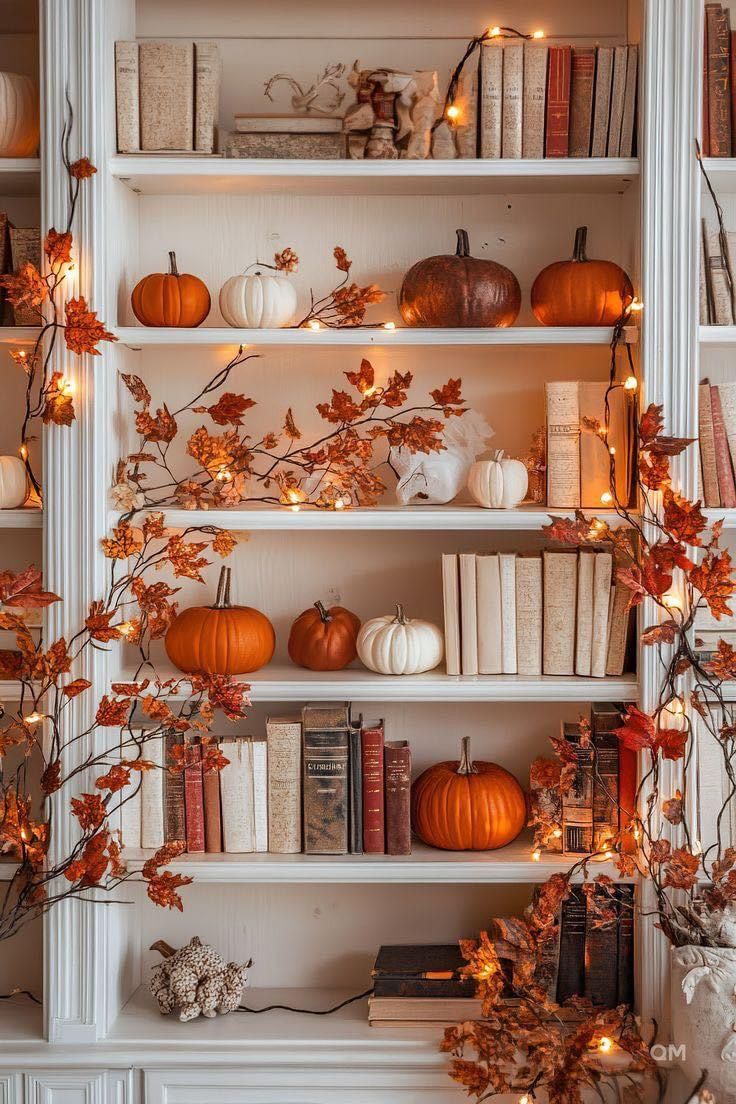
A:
[64,296,116,356]
[121,373,151,405]
[69,157,96,179]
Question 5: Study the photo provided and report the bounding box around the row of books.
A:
[700,219,736,326]
[124,703,412,857]
[473,41,638,161]
[545,380,636,511]
[441,551,632,679]
[114,40,221,154]
[698,379,736,507]
[0,217,39,327]
[702,3,736,157]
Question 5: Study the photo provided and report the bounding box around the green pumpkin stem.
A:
[457,735,478,776]
[455,228,471,258]
[314,600,331,623]
[168,251,179,277]
[572,227,588,263]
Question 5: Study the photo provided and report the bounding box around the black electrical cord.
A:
[237,986,373,1016]
[0,989,42,1005]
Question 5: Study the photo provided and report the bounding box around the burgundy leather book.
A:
[361,720,385,854]
[184,741,205,853]
[384,740,411,856]
[202,749,223,853]
[707,3,732,156]
[568,47,596,157]
[545,46,572,158]
[164,731,186,842]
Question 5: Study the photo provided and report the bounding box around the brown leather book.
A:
[361,720,385,854]
[731,31,736,152]
[568,47,596,157]
[545,46,572,158]
[183,741,205,854]
[302,703,350,855]
[164,731,186,843]
[707,4,732,156]
[384,740,411,856]
[704,28,711,156]
[711,384,736,507]
[202,746,223,853]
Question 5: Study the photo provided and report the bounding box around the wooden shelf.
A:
[0,158,41,197]
[109,155,639,198]
[0,327,42,345]
[0,508,42,529]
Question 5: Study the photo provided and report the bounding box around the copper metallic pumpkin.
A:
[131,251,211,328]
[531,226,634,326]
[287,600,361,671]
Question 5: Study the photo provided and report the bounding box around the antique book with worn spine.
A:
[476,553,503,675]
[545,46,571,157]
[194,41,221,153]
[385,740,411,856]
[591,702,621,852]
[605,579,631,676]
[266,716,302,854]
[140,734,165,850]
[441,553,461,676]
[118,732,142,849]
[479,41,503,158]
[372,944,474,999]
[361,719,385,854]
[164,731,186,843]
[543,552,578,676]
[716,380,736,474]
[591,552,613,678]
[568,47,595,157]
[591,47,614,158]
[114,41,140,152]
[349,716,363,855]
[9,228,41,326]
[502,44,524,159]
[620,45,639,158]
[459,553,478,676]
[584,887,618,1007]
[515,556,542,677]
[607,45,629,156]
[251,737,268,853]
[219,737,260,853]
[202,747,222,853]
[561,721,594,854]
[711,384,736,507]
[303,703,350,855]
[499,552,517,675]
[575,550,594,677]
[183,741,205,854]
[556,886,587,1003]
[522,44,548,159]
[139,40,194,151]
[235,114,343,133]
[707,3,732,156]
[699,379,721,507]
[616,884,635,1005]
[225,131,345,158]
[455,63,478,158]
[704,226,733,324]
[546,381,580,508]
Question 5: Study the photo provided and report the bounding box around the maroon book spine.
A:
[184,742,205,853]
[731,30,736,153]
[384,740,411,856]
[707,4,732,156]
[361,722,385,854]
[202,757,223,853]
[545,46,572,158]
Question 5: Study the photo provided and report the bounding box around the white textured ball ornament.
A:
[357,604,444,676]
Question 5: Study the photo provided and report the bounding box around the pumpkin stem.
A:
[150,939,176,959]
[214,565,232,609]
[455,229,471,258]
[572,227,588,263]
[314,600,331,623]
[457,735,478,776]
[394,603,408,625]
[168,251,179,277]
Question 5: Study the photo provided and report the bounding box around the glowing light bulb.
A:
[117,621,136,638]
[24,712,45,725]
[628,297,644,312]
[551,827,562,839]
[598,1037,613,1054]
[531,849,541,862]
[59,378,75,396]
[624,375,638,392]
[308,319,322,331]
[215,468,232,482]
[519,1096,531,1104]
[334,497,346,511]
[532,29,545,38]
[446,104,461,121]
[609,446,616,455]
[383,321,396,331]
[603,850,615,861]
[488,25,501,36]
[600,491,613,505]
[20,825,32,843]
[662,593,682,614]
[289,504,301,513]
[18,443,28,461]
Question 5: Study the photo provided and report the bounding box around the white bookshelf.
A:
[0,157,41,196]
[0,508,43,529]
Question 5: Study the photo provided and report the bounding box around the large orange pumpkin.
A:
[288,600,360,671]
[411,737,526,851]
[531,226,634,326]
[165,566,275,675]
[131,251,211,327]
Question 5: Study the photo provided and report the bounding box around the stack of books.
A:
[701,3,736,157]
[225,115,345,160]
[554,884,635,1008]
[122,703,412,857]
[698,379,736,507]
[368,944,490,1026]
[0,216,40,326]
[441,551,632,678]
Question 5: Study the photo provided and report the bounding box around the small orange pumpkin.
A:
[165,566,275,675]
[288,600,361,671]
[131,251,211,328]
[531,226,634,326]
[411,737,526,851]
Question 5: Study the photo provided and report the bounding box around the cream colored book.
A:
[455,63,478,158]
[459,553,478,676]
[442,553,461,676]
[706,228,734,325]
[479,42,503,158]
[605,579,630,676]
[699,380,721,507]
[591,47,613,158]
[266,716,302,854]
[578,381,610,509]
[140,734,164,849]
[219,738,255,853]
[574,551,595,677]
[515,556,542,676]
[619,45,638,158]
[717,381,736,475]
[543,552,578,675]
[140,41,194,151]
[115,41,140,153]
[194,41,221,153]
[118,731,142,849]
[502,44,523,158]
[546,381,581,508]
[499,552,517,674]
[522,45,548,159]
[251,737,268,853]
[607,45,628,156]
[476,554,503,675]
[591,552,613,677]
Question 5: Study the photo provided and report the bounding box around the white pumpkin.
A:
[219,271,297,329]
[0,455,28,509]
[467,450,528,510]
[0,73,39,158]
[357,604,444,676]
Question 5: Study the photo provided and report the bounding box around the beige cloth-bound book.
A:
[479,42,503,158]
[575,550,595,677]
[591,46,614,158]
[705,227,734,325]
[546,381,581,508]
[140,734,164,850]
[442,553,461,676]
[716,380,736,475]
[543,551,578,676]
[219,737,256,853]
[115,41,140,153]
[476,554,503,675]
[515,556,542,676]
[140,40,194,151]
[579,381,632,509]
[266,716,302,854]
[194,41,221,153]
[590,552,613,677]
[607,45,629,156]
[699,379,721,507]
[619,45,639,158]
[522,44,548,159]
[499,552,518,674]
[502,44,524,158]
[605,579,630,676]
[459,553,479,676]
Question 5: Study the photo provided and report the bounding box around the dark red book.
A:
[361,720,385,854]
[545,46,572,158]
[202,751,223,853]
[184,741,205,853]
[703,27,711,156]
[568,47,596,157]
[707,3,732,156]
[385,740,411,856]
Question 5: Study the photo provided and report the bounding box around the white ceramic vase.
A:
[671,943,736,1097]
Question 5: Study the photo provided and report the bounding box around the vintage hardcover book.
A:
[225,130,345,159]
[556,886,587,1003]
[591,703,621,851]
[266,715,302,854]
[302,704,350,855]
[373,977,475,998]
[502,44,524,159]
[591,47,614,158]
[479,42,503,158]
[591,552,613,678]
[575,550,595,677]
[361,719,385,854]
[546,381,580,508]
[545,45,571,157]
[579,382,633,510]
[115,41,140,153]
[251,736,268,853]
[372,943,467,979]
[732,31,736,155]
[139,41,194,151]
[515,556,542,676]
[202,746,222,853]
[9,228,41,326]
[476,553,503,675]
[607,45,629,156]
[711,384,736,507]
[522,45,548,159]
[219,737,255,853]
[703,30,711,157]
[617,884,635,1005]
[620,45,639,157]
[701,224,711,324]
[235,113,343,133]
[705,225,734,324]
[716,380,736,474]
[368,996,483,1024]
[459,553,478,676]
[456,61,478,158]
[164,731,186,842]
[543,552,578,676]
[605,579,631,676]
[118,732,142,848]
[561,721,594,854]
[707,4,732,156]
[700,379,722,506]
[584,888,619,1007]
[568,47,596,157]
[385,740,411,856]
[499,552,518,675]
[194,41,221,153]
[349,716,363,855]
[441,553,461,676]
[140,734,165,849]
[183,741,205,854]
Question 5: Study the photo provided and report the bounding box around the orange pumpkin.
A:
[131,251,211,328]
[531,226,634,326]
[411,737,526,851]
[288,600,361,671]
[165,566,275,675]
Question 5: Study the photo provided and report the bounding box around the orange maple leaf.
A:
[44,228,73,267]
[101,522,144,560]
[42,373,75,426]
[692,548,735,620]
[136,406,178,443]
[663,488,707,546]
[64,296,116,356]
[95,695,131,727]
[85,602,122,642]
[146,871,192,911]
[70,792,106,831]
[121,373,151,405]
[202,392,255,426]
[69,157,96,179]
[212,529,237,557]
[705,638,736,680]
[0,262,47,309]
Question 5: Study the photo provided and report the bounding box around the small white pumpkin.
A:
[357,604,444,676]
[0,455,28,509]
[219,271,297,329]
[0,73,39,158]
[467,450,528,510]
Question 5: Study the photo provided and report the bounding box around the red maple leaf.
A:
[663,489,707,545]
[64,296,116,356]
[202,392,256,426]
[146,871,192,911]
[614,706,656,751]
[70,793,106,831]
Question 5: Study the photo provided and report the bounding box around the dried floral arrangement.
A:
[284,245,387,329]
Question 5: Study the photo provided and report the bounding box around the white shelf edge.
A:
[703,507,736,528]
[0,327,42,346]
[699,325,736,344]
[0,507,43,529]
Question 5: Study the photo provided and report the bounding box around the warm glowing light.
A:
[662,593,683,614]
[693,839,703,854]
[215,468,232,482]
[532,29,545,38]
[13,349,27,361]
[590,518,606,532]
[363,385,378,398]
[58,377,75,396]
[24,712,45,725]
[20,825,32,843]
[603,850,615,860]
[551,827,562,839]
[289,504,301,513]
[531,849,541,862]
[609,446,616,455]
[665,695,685,718]
[519,1096,531,1104]
[18,443,28,461]
[624,375,638,392]
[633,824,641,841]
[334,497,346,511]
[308,319,322,331]
[600,491,613,505]
[117,621,136,638]
[628,297,644,312]
[598,1037,613,1054]
[383,321,396,331]
[446,104,461,121]
[488,25,501,36]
